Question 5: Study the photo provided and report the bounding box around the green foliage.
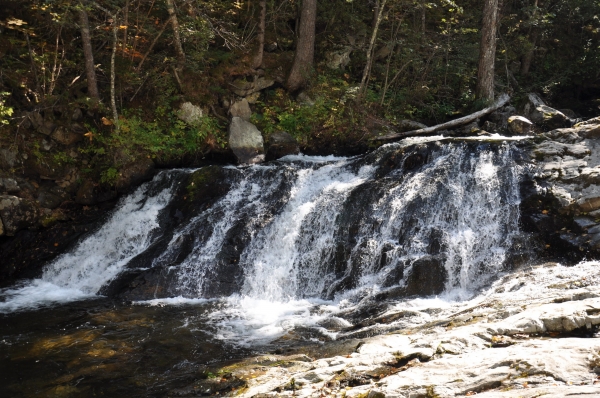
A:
[252,74,359,142]
[100,167,119,186]
[0,93,14,125]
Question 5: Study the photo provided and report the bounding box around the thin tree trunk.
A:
[520,30,537,75]
[475,0,499,102]
[286,0,317,92]
[24,33,41,97]
[372,0,380,28]
[78,5,100,101]
[123,0,129,56]
[520,0,539,76]
[166,0,185,69]
[137,16,173,71]
[357,0,387,101]
[253,0,266,69]
[111,18,119,131]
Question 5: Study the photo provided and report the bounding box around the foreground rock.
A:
[190,262,600,398]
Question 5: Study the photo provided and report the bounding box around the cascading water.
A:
[0,139,526,341]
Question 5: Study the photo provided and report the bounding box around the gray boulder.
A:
[507,115,533,135]
[177,102,204,125]
[228,98,252,121]
[523,93,570,129]
[531,104,570,129]
[228,117,265,164]
[0,195,40,236]
[266,131,299,161]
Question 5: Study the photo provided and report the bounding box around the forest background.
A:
[0,0,600,184]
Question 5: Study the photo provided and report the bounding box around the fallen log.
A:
[373,93,511,141]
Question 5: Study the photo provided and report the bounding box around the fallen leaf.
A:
[101,117,113,125]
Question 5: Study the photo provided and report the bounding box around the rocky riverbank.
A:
[180,262,600,398]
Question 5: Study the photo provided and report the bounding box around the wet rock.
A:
[230,77,274,97]
[266,131,299,161]
[0,195,40,236]
[507,115,533,135]
[114,159,155,193]
[228,117,265,164]
[177,102,204,125]
[228,98,252,121]
[51,126,83,145]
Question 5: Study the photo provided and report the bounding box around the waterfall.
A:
[0,140,525,314]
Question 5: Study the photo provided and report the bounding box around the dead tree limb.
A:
[373,93,511,141]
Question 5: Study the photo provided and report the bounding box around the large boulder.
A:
[507,115,533,135]
[177,102,204,125]
[266,131,300,161]
[0,195,40,236]
[524,93,571,129]
[228,98,252,121]
[228,117,265,164]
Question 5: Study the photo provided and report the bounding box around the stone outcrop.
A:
[228,117,265,164]
[522,117,600,259]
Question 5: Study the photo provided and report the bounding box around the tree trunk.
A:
[286,0,317,92]
[520,0,539,76]
[520,29,537,76]
[357,0,386,101]
[252,0,266,69]
[111,17,119,131]
[166,0,185,69]
[78,5,100,101]
[123,0,129,57]
[475,0,499,102]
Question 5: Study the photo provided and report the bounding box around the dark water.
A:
[0,299,253,398]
